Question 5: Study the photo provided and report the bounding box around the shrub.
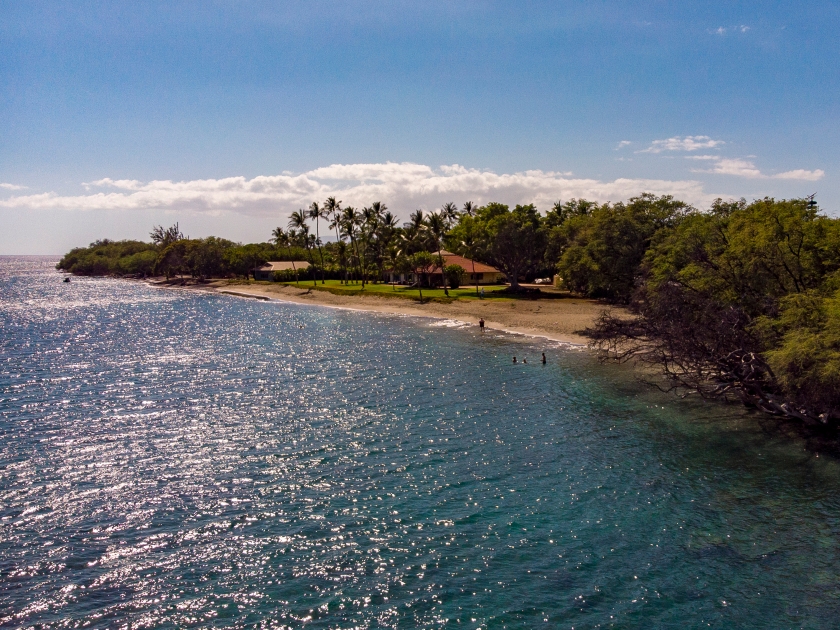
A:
[444,264,465,289]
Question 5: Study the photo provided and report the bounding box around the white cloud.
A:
[693,158,825,181]
[774,169,825,182]
[639,136,725,154]
[615,140,632,150]
[0,183,27,190]
[705,158,765,178]
[0,162,715,218]
[82,178,144,190]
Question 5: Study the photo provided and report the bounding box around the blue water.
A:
[1,257,839,629]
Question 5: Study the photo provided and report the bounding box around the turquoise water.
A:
[2,257,839,629]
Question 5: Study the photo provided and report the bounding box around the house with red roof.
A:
[390,251,505,286]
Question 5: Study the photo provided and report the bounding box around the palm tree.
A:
[308,201,326,284]
[403,209,426,253]
[376,211,399,282]
[360,206,381,287]
[288,209,316,287]
[426,212,449,296]
[460,233,480,296]
[462,201,475,217]
[371,201,387,218]
[340,206,362,284]
[324,196,343,282]
[441,202,459,229]
[272,226,300,286]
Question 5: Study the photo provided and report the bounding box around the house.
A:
[389,251,505,286]
[255,261,310,281]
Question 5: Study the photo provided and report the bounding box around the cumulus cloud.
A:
[82,178,144,190]
[774,169,825,182]
[705,158,765,178]
[0,162,715,218]
[639,136,725,153]
[693,158,824,181]
[615,140,632,150]
[0,183,27,190]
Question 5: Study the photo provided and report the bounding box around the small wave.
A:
[427,318,470,328]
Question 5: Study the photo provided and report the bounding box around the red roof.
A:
[431,252,500,274]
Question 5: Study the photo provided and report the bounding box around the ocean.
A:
[2,256,839,629]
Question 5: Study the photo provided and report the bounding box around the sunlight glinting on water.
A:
[2,258,840,628]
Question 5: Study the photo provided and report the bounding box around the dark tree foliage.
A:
[444,264,465,289]
[448,203,547,289]
[590,197,840,425]
[57,240,158,276]
[553,194,691,302]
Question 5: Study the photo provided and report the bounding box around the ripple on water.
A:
[2,258,840,628]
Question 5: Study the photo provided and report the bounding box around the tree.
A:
[426,211,450,296]
[272,227,300,286]
[444,264,465,289]
[485,204,546,290]
[591,197,840,425]
[288,209,316,286]
[441,202,460,228]
[555,194,690,301]
[308,201,327,284]
[460,231,481,296]
[324,196,345,282]
[150,223,184,248]
[341,206,362,284]
[410,251,435,302]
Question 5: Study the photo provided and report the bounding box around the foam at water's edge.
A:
[204,285,588,348]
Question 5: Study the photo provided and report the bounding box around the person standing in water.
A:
[542,352,546,364]
[512,356,517,364]
[479,318,485,331]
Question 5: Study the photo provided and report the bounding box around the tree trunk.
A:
[437,248,449,296]
[472,259,478,296]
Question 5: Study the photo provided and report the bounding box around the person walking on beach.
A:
[542,352,546,364]
[479,318,485,331]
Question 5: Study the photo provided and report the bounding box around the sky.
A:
[1,0,838,254]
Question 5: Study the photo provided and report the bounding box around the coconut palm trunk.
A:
[308,202,326,284]
[288,209,316,287]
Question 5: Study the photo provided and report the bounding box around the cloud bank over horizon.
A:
[0,162,725,221]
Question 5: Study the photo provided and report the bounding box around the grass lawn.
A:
[279,279,511,301]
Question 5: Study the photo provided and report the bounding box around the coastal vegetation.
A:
[57,193,840,428]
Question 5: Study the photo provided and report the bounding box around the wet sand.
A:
[193,281,624,345]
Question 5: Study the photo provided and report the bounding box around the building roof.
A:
[258,261,311,271]
[432,252,501,274]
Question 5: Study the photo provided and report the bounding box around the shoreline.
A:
[151,279,621,346]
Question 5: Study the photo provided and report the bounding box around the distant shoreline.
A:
[146,278,620,346]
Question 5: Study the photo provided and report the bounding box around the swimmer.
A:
[512,356,517,364]
[523,358,527,364]
[542,352,546,364]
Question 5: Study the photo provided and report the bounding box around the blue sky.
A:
[1,1,838,253]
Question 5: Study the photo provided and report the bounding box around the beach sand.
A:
[190,281,624,345]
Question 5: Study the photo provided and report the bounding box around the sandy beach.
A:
[182,281,623,345]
